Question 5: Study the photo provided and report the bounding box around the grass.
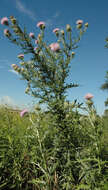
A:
[0,104,108,189]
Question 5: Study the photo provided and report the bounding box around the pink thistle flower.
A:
[4,29,11,37]
[35,39,38,44]
[84,93,94,100]
[34,47,38,51]
[20,109,28,117]
[76,19,83,25]
[1,17,9,25]
[49,43,60,52]
[29,32,35,38]
[17,54,24,59]
[53,28,59,33]
[37,21,45,28]
[4,29,9,34]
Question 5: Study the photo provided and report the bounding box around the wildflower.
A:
[20,109,28,117]
[37,21,45,29]
[84,93,94,100]
[35,39,38,44]
[29,32,35,38]
[17,54,24,59]
[49,43,60,52]
[4,29,11,37]
[53,28,59,33]
[76,20,83,29]
[76,19,83,25]
[1,17,9,25]
[34,47,38,51]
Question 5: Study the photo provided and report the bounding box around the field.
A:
[0,104,108,190]
[0,14,108,190]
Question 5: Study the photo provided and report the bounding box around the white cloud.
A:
[0,59,10,66]
[45,11,61,27]
[53,12,60,19]
[16,0,36,21]
[9,69,19,75]
[0,66,4,69]
[0,96,16,107]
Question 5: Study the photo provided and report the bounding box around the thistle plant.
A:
[1,16,108,189]
[1,16,88,128]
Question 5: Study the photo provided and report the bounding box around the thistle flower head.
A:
[29,32,35,38]
[76,19,83,25]
[1,17,9,25]
[20,109,28,117]
[53,28,59,33]
[49,43,60,52]
[4,29,11,37]
[37,21,45,29]
[84,93,94,100]
[34,47,38,51]
[17,54,24,59]
[35,39,38,44]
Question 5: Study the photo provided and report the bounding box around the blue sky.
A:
[0,0,108,114]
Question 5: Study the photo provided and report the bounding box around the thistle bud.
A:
[10,16,14,19]
[72,52,75,57]
[17,67,21,72]
[21,68,25,72]
[71,101,76,108]
[13,27,20,34]
[77,24,82,29]
[38,34,41,40]
[35,104,41,111]
[66,24,71,32]
[20,62,25,66]
[37,34,42,43]
[85,22,88,28]
[61,30,65,35]
[53,28,59,37]
[105,37,108,42]
[86,99,93,107]
[10,16,17,24]
[11,64,18,70]
[25,87,30,94]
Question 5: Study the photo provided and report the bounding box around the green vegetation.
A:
[0,104,108,190]
[0,16,108,189]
